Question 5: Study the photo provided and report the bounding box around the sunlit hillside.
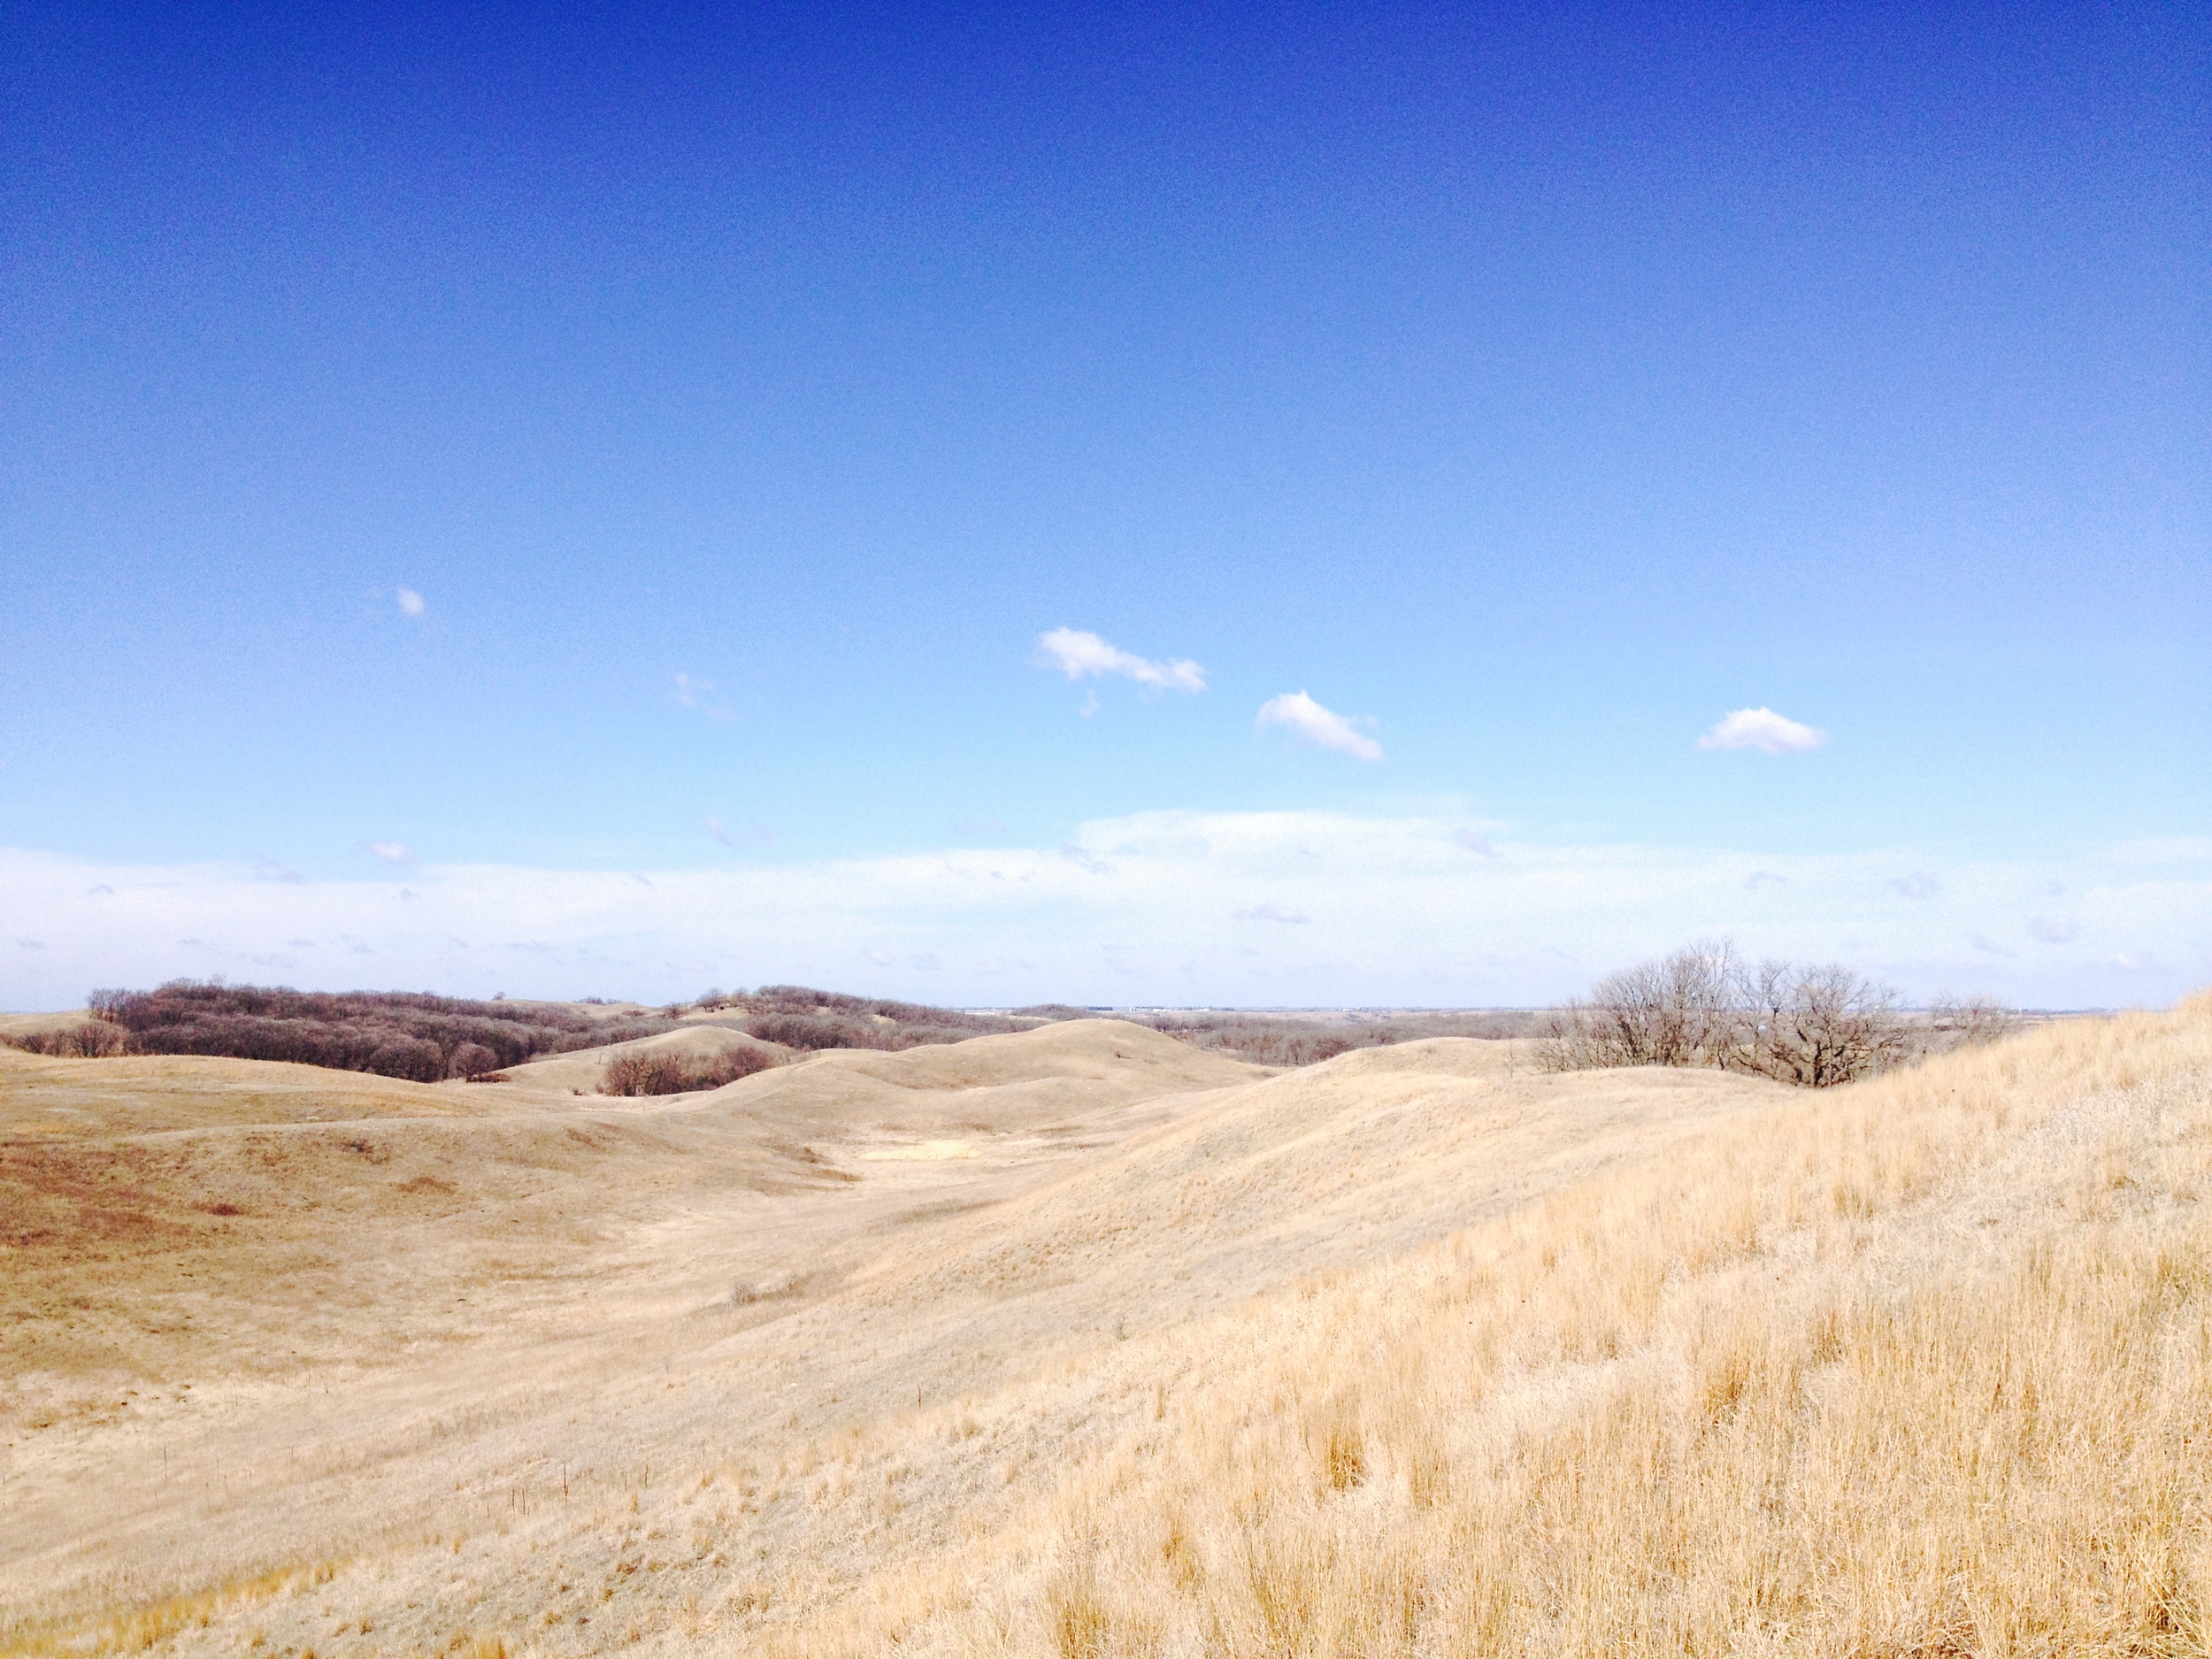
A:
[4,1000,2208,1656]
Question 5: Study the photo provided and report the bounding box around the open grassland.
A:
[1,1002,2206,1656]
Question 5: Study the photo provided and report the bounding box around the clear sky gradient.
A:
[4,4,2206,1009]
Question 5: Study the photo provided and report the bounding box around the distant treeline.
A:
[7,981,1051,1082]
[1138,1010,1536,1067]
[79,982,687,1081]
[11,981,1553,1082]
[695,986,1038,1052]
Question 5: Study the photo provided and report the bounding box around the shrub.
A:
[1929,995,2022,1048]
[447,1042,502,1080]
[602,1046,775,1096]
[690,1047,774,1087]
[364,1035,444,1082]
[603,1053,687,1096]
[87,982,696,1079]
[4,1021,130,1058]
[745,1012,895,1052]
[1535,941,1966,1087]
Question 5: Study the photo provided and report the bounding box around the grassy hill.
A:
[1,1000,2205,1656]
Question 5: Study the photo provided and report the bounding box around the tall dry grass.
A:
[772,998,2212,1656]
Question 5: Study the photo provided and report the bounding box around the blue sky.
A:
[4,3,2206,1009]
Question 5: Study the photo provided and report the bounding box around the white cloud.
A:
[370,841,415,864]
[1036,628,1204,695]
[1696,707,1829,755]
[1256,691,1385,763]
[672,673,735,722]
[396,588,426,618]
[2027,916,2081,944]
[2,816,2205,1010]
[1059,842,1115,875]
[1453,830,1497,857]
[1235,903,1312,925]
[1890,872,1941,900]
[707,817,772,851]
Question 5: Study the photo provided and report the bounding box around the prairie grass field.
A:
[2,998,2206,1656]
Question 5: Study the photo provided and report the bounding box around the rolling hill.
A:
[2,1001,2206,1656]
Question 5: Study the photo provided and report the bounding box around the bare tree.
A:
[447,1041,502,1080]
[1928,994,2021,1050]
[1540,941,1918,1087]
[1730,961,1909,1087]
[1536,939,1740,1072]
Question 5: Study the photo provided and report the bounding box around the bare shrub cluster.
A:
[1535,940,2016,1086]
[3,1020,130,1058]
[81,982,695,1081]
[1144,1010,1535,1067]
[600,1046,776,1096]
[677,986,1043,1052]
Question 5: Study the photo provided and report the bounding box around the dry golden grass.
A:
[765,997,2212,1657]
[2,1003,2204,1657]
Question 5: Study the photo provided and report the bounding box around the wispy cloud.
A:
[396,588,426,618]
[1235,902,1312,925]
[1,818,2204,1009]
[1256,691,1385,763]
[1035,628,1205,696]
[2028,916,2081,944]
[1059,842,1115,875]
[370,841,415,864]
[1745,870,1788,890]
[672,672,736,722]
[705,817,772,851]
[1453,830,1497,857]
[256,859,304,884]
[1697,707,1829,755]
[1890,872,1941,900]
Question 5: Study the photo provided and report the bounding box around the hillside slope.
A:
[4,1005,2205,1657]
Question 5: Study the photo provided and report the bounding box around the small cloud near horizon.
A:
[1697,707,1829,755]
[672,672,736,722]
[370,841,415,864]
[1036,627,1204,696]
[1453,830,1497,857]
[1235,902,1312,925]
[256,859,304,884]
[2028,916,2082,944]
[1060,842,1115,875]
[706,816,772,851]
[87,883,113,896]
[1745,870,1788,889]
[1256,691,1385,763]
[396,588,426,618]
[1890,872,1942,900]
